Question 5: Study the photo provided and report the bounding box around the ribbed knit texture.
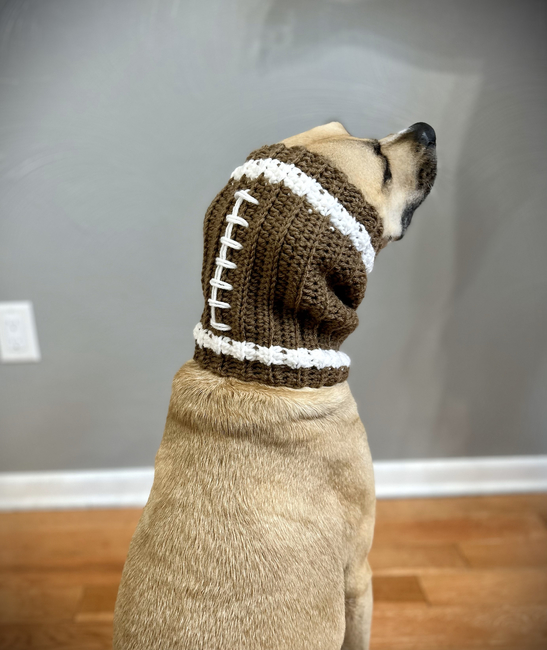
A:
[193,144,384,388]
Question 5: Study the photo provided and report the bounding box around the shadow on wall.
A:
[259,0,547,455]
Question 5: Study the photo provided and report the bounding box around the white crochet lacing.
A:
[208,189,258,332]
[231,158,376,274]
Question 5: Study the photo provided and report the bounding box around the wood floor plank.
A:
[375,494,547,522]
[0,568,124,588]
[373,513,547,545]
[370,604,547,650]
[0,509,142,533]
[0,586,82,624]
[372,576,427,603]
[75,585,119,623]
[459,538,547,569]
[0,623,113,650]
[369,543,467,573]
[420,569,547,606]
[0,529,137,569]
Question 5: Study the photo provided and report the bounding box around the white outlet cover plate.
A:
[0,301,41,363]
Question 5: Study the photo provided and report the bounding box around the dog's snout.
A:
[408,122,436,147]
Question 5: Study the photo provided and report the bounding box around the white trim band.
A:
[231,158,376,274]
[193,322,350,370]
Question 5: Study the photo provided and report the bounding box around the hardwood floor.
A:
[1,495,546,649]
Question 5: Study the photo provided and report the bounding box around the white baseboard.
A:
[1,456,546,511]
[373,455,547,498]
[0,468,154,511]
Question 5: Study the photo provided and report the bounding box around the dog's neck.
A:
[193,143,384,389]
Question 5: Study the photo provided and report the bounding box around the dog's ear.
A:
[319,121,350,136]
[281,122,349,148]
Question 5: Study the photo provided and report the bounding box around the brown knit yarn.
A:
[193,143,384,389]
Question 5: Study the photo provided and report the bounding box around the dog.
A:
[113,121,437,650]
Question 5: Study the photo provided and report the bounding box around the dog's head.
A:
[193,121,437,388]
[282,121,437,243]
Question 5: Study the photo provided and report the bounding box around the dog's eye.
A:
[373,141,392,185]
[381,157,392,185]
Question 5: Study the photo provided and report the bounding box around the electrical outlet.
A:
[0,302,41,363]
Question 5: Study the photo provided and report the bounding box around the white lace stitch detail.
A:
[208,189,258,332]
[231,158,376,274]
[194,322,351,370]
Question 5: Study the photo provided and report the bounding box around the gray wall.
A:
[1,0,546,471]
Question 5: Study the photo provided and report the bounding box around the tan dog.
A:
[113,122,437,650]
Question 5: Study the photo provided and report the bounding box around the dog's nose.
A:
[408,122,436,147]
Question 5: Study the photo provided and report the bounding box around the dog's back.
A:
[113,360,375,650]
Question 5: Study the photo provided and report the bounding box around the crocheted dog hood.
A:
[193,143,385,389]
